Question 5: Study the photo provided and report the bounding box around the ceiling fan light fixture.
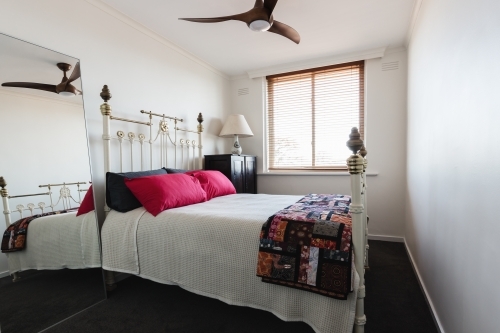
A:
[249,20,271,32]
[59,91,75,97]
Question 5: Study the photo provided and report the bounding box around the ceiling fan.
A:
[1,62,81,97]
[179,0,300,44]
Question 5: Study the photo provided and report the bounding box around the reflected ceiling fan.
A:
[179,0,300,44]
[1,62,81,97]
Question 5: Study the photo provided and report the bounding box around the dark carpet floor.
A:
[0,268,105,333]
[364,241,438,333]
[42,241,438,333]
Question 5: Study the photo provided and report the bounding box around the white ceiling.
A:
[101,0,416,76]
[0,33,83,104]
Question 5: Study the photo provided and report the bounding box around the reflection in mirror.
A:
[0,33,105,333]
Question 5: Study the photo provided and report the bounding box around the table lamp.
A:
[219,114,254,155]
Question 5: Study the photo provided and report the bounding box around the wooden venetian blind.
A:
[267,61,364,170]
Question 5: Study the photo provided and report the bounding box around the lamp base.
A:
[231,135,242,155]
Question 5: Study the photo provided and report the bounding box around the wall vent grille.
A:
[238,88,249,96]
[382,61,399,71]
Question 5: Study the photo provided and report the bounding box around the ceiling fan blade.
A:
[67,62,81,84]
[179,12,248,24]
[253,0,264,8]
[1,82,57,94]
[263,0,279,14]
[56,79,68,94]
[180,17,232,23]
[268,20,300,44]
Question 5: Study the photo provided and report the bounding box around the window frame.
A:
[264,61,366,172]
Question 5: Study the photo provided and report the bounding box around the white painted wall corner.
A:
[404,240,444,333]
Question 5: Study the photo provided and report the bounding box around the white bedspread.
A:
[7,210,101,273]
[102,194,357,333]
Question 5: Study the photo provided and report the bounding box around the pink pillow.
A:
[124,173,207,216]
[185,170,236,201]
[77,185,94,216]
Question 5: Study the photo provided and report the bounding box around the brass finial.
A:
[346,127,364,155]
[100,85,112,116]
[197,113,204,133]
[0,176,8,197]
[100,85,112,102]
[359,145,367,158]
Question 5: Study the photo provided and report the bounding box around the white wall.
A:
[0,91,91,275]
[230,49,408,239]
[406,0,500,332]
[0,0,231,226]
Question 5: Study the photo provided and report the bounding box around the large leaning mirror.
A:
[0,33,105,333]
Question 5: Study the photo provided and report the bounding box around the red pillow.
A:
[124,173,207,216]
[77,185,95,216]
[185,170,236,201]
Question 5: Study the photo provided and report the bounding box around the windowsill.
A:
[258,171,379,176]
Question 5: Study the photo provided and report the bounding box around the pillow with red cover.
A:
[124,174,207,216]
[185,170,236,201]
[77,185,94,216]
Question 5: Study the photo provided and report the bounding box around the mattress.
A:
[7,210,101,273]
[102,194,358,333]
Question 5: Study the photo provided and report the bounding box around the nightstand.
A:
[204,154,256,194]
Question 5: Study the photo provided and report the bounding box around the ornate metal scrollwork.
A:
[160,121,168,133]
[128,132,136,140]
[60,187,71,198]
[117,131,125,138]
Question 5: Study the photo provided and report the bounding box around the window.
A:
[266,61,364,171]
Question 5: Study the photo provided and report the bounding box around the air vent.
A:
[238,88,249,96]
[382,61,399,71]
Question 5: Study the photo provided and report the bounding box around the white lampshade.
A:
[219,114,254,138]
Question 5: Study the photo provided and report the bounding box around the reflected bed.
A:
[6,210,100,274]
[1,180,101,275]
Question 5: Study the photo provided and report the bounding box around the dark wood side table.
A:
[204,154,257,194]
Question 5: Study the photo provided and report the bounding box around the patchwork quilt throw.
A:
[1,210,71,253]
[256,194,354,300]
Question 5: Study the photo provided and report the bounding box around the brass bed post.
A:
[0,177,21,282]
[100,85,116,291]
[359,145,369,269]
[347,128,367,333]
[197,113,204,169]
[0,177,12,228]
[100,85,112,217]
